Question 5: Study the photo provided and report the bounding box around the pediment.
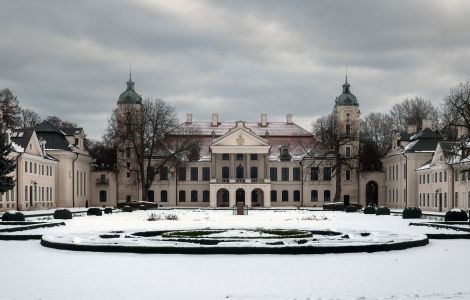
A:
[212,121,269,147]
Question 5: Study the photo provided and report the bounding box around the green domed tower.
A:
[118,75,142,105]
[335,77,359,107]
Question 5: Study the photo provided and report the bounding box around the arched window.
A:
[99,190,107,202]
[147,190,155,202]
[311,190,318,202]
[161,190,168,202]
[282,190,289,202]
[222,190,229,202]
[179,190,186,202]
[271,190,277,202]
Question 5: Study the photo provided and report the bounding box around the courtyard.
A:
[0,209,469,299]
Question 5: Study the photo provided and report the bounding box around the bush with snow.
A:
[53,209,73,220]
[444,209,468,222]
[376,206,390,216]
[363,206,376,214]
[1,211,25,221]
[103,208,113,214]
[122,206,132,212]
[87,208,102,216]
[402,207,422,219]
[139,205,147,211]
[165,213,179,220]
[323,202,344,211]
[345,205,358,213]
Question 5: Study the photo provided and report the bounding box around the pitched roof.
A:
[35,121,71,151]
[61,127,83,136]
[10,129,34,149]
[404,128,442,153]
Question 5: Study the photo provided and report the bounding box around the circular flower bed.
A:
[161,229,313,239]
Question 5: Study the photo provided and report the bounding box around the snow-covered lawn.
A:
[1,209,469,299]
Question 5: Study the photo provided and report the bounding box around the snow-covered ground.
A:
[1,209,469,299]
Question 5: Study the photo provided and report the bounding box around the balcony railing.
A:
[213,178,267,184]
[96,178,109,185]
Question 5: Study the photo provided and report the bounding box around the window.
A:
[455,192,459,207]
[270,168,278,181]
[324,190,331,202]
[439,172,442,182]
[427,174,430,183]
[444,193,447,208]
[25,161,28,173]
[203,190,209,202]
[222,154,229,161]
[34,163,37,174]
[468,192,470,208]
[126,172,131,178]
[236,154,244,161]
[99,190,107,202]
[29,162,32,174]
[444,171,447,182]
[346,124,351,135]
[250,167,258,179]
[282,190,289,202]
[311,167,319,181]
[434,173,437,183]
[311,190,318,202]
[271,190,277,202]
[427,193,429,206]
[250,154,258,160]
[236,165,244,179]
[160,167,168,181]
[161,190,168,202]
[179,190,186,202]
[147,190,154,202]
[222,190,229,203]
[178,167,186,181]
[345,146,351,158]
[222,167,230,179]
[293,167,300,181]
[126,195,131,202]
[190,167,198,181]
[75,138,79,145]
[191,190,198,202]
[202,167,210,181]
[324,167,331,181]
[346,170,351,181]
[294,190,300,202]
[281,168,289,181]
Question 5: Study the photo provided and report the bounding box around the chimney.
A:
[261,114,267,127]
[286,114,293,124]
[422,119,432,130]
[186,114,192,124]
[212,113,219,127]
[406,125,417,134]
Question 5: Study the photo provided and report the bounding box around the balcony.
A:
[96,178,109,185]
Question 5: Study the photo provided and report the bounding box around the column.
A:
[246,153,251,182]
[230,153,235,179]
[211,153,216,180]
[229,187,236,207]
[209,186,217,208]
[265,154,270,182]
[264,186,271,208]
[246,187,252,207]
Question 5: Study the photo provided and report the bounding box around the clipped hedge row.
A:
[363,206,376,214]
[445,209,468,222]
[1,211,25,221]
[87,208,102,216]
[122,206,133,212]
[345,205,358,213]
[376,206,390,216]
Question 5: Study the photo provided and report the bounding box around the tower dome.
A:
[118,74,142,105]
[335,77,358,106]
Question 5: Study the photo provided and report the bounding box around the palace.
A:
[2,76,470,212]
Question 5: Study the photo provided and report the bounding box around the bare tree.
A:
[0,89,21,129]
[441,80,470,138]
[360,112,394,165]
[45,115,77,128]
[106,98,200,202]
[390,97,439,131]
[312,113,359,204]
[20,108,41,128]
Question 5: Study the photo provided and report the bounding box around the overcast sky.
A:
[1,0,470,139]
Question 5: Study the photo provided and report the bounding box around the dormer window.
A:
[75,138,79,146]
[280,145,291,161]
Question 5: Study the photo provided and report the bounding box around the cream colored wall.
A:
[90,171,117,207]
[417,166,453,212]
[359,171,385,207]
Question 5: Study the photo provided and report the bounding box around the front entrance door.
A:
[236,189,245,204]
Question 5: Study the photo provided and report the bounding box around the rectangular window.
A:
[161,190,168,202]
[311,167,319,181]
[250,167,258,179]
[126,172,130,178]
[25,161,28,173]
[178,167,186,181]
[427,193,429,206]
[455,192,459,207]
[34,163,37,174]
[159,167,168,180]
[427,174,430,183]
[439,172,442,182]
[444,171,447,182]
[190,167,198,181]
[250,154,258,160]
[222,167,229,179]
[324,167,331,181]
[202,167,210,181]
[222,154,229,161]
[270,168,278,181]
[346,146,351,158]
[236,154,244,161]
[435,173,437,183]
[404,163,406,178]
[293,167,300,181]
[346,170,351,181]
[281,168,289,181]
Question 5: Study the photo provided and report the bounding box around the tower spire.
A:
[345,65,348,83]
[129,64,132,81]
